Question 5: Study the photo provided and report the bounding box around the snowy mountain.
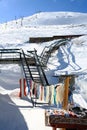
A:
[24,12,87,25]
[1,11,87,26]
[0,11,87,130]
[0,12,87,46]
[0,11,87,92]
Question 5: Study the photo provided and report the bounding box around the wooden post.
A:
[33,82,37,96]
[24,78,27,96]
[40,85,43,101]
[19,78,24,98]
[19,79,22,97]
[62,76,70,130]
[52,127,56,130]
[63,76,70,110]
[19,65,25,98]
[30,80,32,97]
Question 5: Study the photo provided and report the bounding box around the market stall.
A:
[45,74,87,130]
[45,108,87,130]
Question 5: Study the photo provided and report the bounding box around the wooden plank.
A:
[45,113,87,129]
[0,57,36,65]
[29,34,84,43]
[62,76,70,110]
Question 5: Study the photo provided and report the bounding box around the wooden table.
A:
[45,112,87,130]
[49,74,87,130]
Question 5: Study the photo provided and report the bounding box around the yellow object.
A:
[63,77,70,110]
[62,76,70,130]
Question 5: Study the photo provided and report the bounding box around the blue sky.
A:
[0,0,87,23]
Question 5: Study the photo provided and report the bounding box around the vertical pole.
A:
[19,79,22,97]
[40,85,43,101]
[30,80,32,97]
[62,76,70,130]
[20,65,25,98]
[24,78,27,96]
[33,82,36,96]
[21,78,24,97]
[19,78,24,98]
[63,76,70,110]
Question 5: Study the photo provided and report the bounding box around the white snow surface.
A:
[0,12,87,130]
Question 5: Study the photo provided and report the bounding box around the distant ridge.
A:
[19,11,87,26]
[1,11,87,26]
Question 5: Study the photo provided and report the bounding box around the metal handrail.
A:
[34,49,49,86]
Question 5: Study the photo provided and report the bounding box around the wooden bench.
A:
[45,111,87,130]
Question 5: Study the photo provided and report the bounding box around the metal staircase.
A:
[19,39,69,91]
[40,39,69,66]
[0,39,69,92]
[20,49,49,90]
[0,48,49,88]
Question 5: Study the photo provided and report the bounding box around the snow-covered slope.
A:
[0,11,87,86]
[24,12,87,25]
[1,12,87,26]
[0,12,87,74]
[0,12,87,46]
[0,11,87,130]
